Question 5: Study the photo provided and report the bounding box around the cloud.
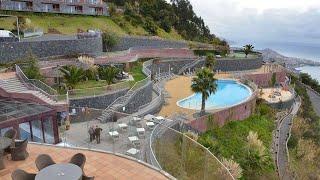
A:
[188,0,320,44]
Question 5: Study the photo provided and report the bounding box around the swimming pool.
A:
[177,79,252,110]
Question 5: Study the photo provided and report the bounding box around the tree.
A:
[243,44,254,58]
[99,66,119,85]
[60,66,84,89]
[102,32,119,52]
[205,54,216,70]
[271,73,277,87]
[23,52,43,80]
[191,68,217,115]
[108,3,117,16]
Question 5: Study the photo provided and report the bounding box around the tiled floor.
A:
[0,144,169,180]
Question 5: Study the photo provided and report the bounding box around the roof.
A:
[0,100,53,122]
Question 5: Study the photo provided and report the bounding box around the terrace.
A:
[0,143,170,180]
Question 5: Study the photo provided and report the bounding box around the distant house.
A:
[0,0,109,16]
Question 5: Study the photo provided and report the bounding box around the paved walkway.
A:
[0,144,169,180]
[275,96,301,180]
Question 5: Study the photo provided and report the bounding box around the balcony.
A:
[0,143,170,179]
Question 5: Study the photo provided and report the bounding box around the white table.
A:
[146,122,155,129]
[155,116,165,121]
[126,148,140,156]
[109,131,119,138]
[132,117,142,122]
[136,128,145,136]
[118,123,128,130]
[128,136,139,143]
[35,163,82,180]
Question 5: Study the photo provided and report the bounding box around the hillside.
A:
[0,11,183,40]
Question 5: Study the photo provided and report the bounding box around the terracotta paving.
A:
[0,144,169,180]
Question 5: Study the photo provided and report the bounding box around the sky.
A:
[187,0,320,45]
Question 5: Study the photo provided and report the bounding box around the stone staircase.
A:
[0,76,60,105]
[178,57,204,75]
[97,89,136,123]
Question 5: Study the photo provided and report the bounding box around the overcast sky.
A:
[187,0,320,45]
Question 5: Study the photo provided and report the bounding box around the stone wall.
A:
[0,37,102,63]
[123,81,153,114]
[192,57,263,72]
[111,36,188,51]
[69,88,129,109]
[245,71,287,88]
[186,94,257,133]
[150,58,197,75]
[0,37,18,42]
[267,98,295,110]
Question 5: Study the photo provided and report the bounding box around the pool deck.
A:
[260,88,294,103]
[158,74,232,118]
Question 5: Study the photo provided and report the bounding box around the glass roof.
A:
[0,99,53,122]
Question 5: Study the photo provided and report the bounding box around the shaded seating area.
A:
[13,153,94,180]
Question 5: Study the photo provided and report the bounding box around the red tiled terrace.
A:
[0,143,171,180]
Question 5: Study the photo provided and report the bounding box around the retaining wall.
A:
[0,37,102,63]
[123,81,153,114]
[186,95,257,133]
[245,71,287,88]
[111,36,188,51]
[69,88,129,109]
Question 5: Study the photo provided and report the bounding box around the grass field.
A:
[0,11,182,40]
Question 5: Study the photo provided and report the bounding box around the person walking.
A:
[88,126,94,142]
[95,125,103,144]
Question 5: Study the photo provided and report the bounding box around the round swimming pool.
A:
[177,79,252,110]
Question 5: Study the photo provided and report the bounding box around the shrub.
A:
[102,32,119,52]
[23,53,43,80]
[143,17,158,35]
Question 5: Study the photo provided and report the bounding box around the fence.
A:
[15,64,65,102]
[56,107,234,180]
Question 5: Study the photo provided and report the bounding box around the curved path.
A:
[306,88,320,116]
[276,96,300,180]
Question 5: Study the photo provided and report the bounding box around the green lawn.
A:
[74,80,109,89]
[129,61,147,82]
[0,11,182,40]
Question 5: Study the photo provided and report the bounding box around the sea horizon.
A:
[231,40,320,82]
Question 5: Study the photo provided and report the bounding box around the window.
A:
[19,122,32,141]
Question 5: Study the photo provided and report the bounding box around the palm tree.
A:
[205,54,216,70]
[99,66,119,85]
[60,65,85,90]
[191,68,217,115]
[243,44,254,58]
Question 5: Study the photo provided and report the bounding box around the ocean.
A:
[232,41,320,82]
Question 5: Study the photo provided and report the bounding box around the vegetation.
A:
[191,68,217,115]
[243,44,255,58]
[300,73,320,93]
[0,11,182,40]
[59,65,85,90]
[102,31,119,52]
[271,73,277,87]
[22,53,43,80]
[205,54,216,70]
[129,61,147,82]
[198,102,276,179]
[288,76,320,177]
[106,0,227,44]
[98,66,119,85]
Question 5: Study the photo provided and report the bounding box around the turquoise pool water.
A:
[177,80,252,110]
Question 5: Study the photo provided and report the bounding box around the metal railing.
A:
[15,64,64,102]
[54,106,234,179]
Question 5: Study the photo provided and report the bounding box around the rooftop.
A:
[0,100,53,122]
[0,143,170,180]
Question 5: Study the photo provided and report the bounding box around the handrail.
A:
[178,57,203,75]
[149,120,235,179]
[15,64,62,102]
